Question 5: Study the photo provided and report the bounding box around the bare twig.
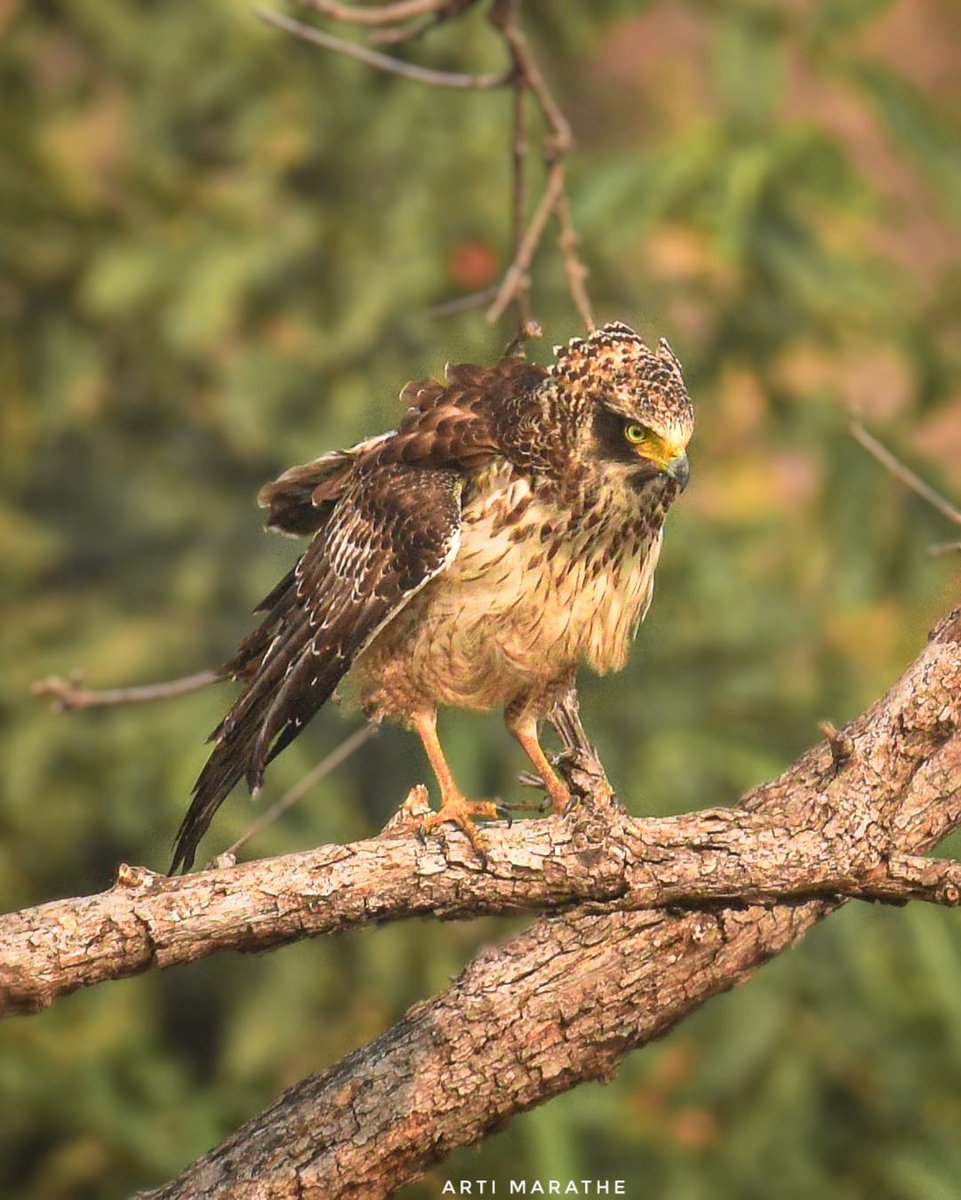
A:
[555,190,596,331]
[499,0,531,340]
[32,673,377,864]
[850,417,961,555]
[297,0,454,26]
[366,0,481,47]
[818,718,854,769]
[484,0,593,330]
[266,0,595,331]
[425,283,499,318]
[487,162,565,322]
[215,723,377,864]
[31,668,221,713]
[257,6,510,89]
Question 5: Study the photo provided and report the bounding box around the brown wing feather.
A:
[170,464,462,873]
[257,356,545,536]
[257,436,388,537]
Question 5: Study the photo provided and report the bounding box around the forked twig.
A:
[484,0,593,332]
[263,0,595,335]
[257,6,509,89]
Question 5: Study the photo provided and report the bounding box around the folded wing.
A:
[170,463,463,872]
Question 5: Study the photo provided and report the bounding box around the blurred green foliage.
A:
[3,0,961,1196]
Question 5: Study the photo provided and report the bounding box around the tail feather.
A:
[247,646,349,791]
[170,572,324,874]
[170,701,263,874]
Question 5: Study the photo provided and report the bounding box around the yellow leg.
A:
[409,710,502,857]
[505,708,571,815]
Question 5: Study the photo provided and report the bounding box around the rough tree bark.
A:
[3,607,960,1197]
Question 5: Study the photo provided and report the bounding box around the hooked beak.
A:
[662,451,690,491]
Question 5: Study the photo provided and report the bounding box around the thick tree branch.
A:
[141,902,830,1200]
[4,746,961,1020]
[3,614,957,1028]
[119,606,960,1198]
[4,612,957,1193]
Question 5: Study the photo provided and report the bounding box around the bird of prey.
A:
[171,321,693,872]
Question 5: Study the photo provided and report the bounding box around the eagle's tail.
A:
[170,570,328,873]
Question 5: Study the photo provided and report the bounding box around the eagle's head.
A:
[549,321,694,500]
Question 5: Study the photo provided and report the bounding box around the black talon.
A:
[495,804,513,827]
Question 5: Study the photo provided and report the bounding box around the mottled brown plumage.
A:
[171,322,693,872]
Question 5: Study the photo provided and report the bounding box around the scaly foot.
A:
[419,794,510,863]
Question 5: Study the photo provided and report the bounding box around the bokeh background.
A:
[3,1,961,1196]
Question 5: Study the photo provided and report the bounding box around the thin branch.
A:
[850,417,961,531]
[555,189,595,332]
[269,0,595,331]
[424,283,499,318]
[366,0,481,47]
[493,11,571,158]
[214,723,377,865]
[486,162,565,322]
[297,0,453,26]
[29,676,376,869]
[31,668,221,713]
[257,6,510,89]
[367,13,455,47]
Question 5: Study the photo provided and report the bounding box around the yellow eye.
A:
[624,422,649,444]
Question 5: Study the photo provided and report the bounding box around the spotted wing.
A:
[254,358,545,537]
[170,464,462,873]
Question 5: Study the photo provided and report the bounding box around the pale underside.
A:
[349,458,662,727]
